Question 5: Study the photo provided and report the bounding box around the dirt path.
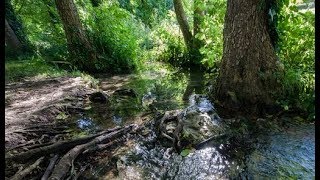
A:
[5,77,94,149]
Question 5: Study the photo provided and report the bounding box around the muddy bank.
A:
[5,77,95,149]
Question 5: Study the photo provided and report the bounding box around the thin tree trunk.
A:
[173,0,193,51]
[5,18,23,52]
[5,0,30,53]
[55,0,97,71]
[215,0,280,115]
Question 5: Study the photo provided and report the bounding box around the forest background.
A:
[5,0,315,120]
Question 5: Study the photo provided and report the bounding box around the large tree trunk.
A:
[5,18,23,52]
[55,0,97,71]
[173,0,193,51]
[215,0,280,116]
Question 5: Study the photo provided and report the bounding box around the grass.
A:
[5,55,98,86]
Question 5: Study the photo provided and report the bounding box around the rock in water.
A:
[89,92,108,103]
[157,94,225,150]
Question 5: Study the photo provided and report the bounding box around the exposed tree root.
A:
[48,124,135,180]
[82,136,125,154]
[8,140,36,151]
[22,142,54,151]
[41,155,59,180]
[73,164,90,180]
[14,129,72,134]
[6,126,122,163]
[10,157,45,180]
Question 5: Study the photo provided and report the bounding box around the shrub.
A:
[277,3,315,120]
[82,2,145,73]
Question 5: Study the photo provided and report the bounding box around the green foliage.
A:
[197,0,226,69]
[276,3,314,120]
[79,1,145,73]
[118,0,173,27]
[5,55,95,84]
[11,0,67,61]
[150,10,189,68]
[180,148,191,157]
[125,61,189,110]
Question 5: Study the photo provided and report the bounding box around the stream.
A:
[67,63,315,179]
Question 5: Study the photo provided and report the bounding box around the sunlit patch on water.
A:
[165,147,236,180]
[77,117,96,130]
[112,115,123,125]
[114,143,239,180]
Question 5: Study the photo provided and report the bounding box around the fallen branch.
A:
[73,164,89,180]
[6,126,122,163]
[41,155,59,180]
[49,124,135,180]
[10,157,44,180]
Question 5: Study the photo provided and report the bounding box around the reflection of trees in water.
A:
[182,65,205,101]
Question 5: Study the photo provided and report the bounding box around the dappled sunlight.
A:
[5,0,314,179]
[5,76,92,148]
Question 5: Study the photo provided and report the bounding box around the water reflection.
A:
[182,66,206,101]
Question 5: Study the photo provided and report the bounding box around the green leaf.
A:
[180,149,191,157]
[56,112,68,120]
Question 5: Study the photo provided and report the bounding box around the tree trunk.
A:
[5,0,31,54]
[5,18,23,52]
[55,0,97,71]
[173,0,193,51]
[215,0,280,116]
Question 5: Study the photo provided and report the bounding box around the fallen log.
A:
[10,157,44,180]
[48,124,135,180]
[41,155,59,180]
[6,126,122,163]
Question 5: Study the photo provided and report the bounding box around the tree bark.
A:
[215,0,280,116]
[55,0,97,71]
[5,18,23,52]
[173,0,193,51]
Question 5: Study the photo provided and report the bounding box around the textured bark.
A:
[173,0,193,50]
[215,0,279,115]
[5,18,23,52]
[55,0,97,70]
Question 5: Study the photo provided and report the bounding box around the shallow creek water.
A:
[69,64,314,179]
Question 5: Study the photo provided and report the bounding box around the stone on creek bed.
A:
[157,94,225,149]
